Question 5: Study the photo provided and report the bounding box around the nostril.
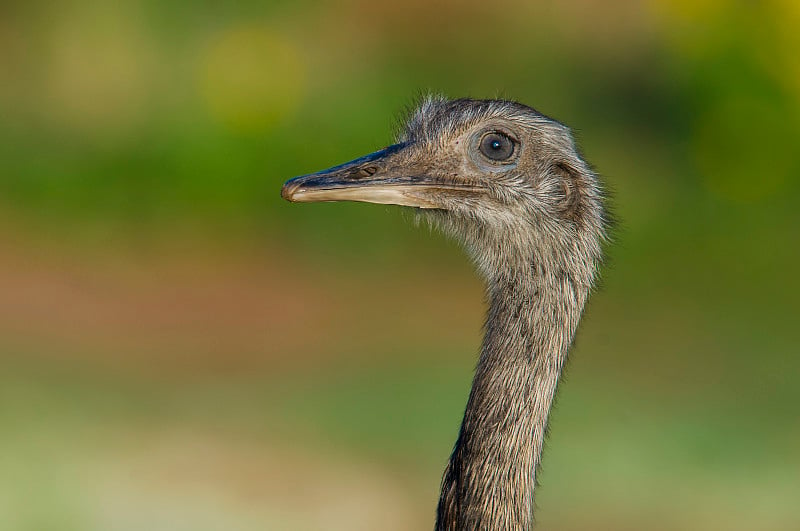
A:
[357,166,378,178]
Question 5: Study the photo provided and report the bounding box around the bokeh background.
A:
[1,1,798,529]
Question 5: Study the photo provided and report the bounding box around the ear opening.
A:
[554,161,586,223]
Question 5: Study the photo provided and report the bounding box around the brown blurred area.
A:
[1,1,798,529]
[0,225,481,371]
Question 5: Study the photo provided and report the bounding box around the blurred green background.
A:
[1,0,798,529]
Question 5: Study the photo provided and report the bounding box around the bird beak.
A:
[281,143,475,209]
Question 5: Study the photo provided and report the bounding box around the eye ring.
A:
[478,131,515,161]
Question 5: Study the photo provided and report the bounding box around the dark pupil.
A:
[480,133,513,160]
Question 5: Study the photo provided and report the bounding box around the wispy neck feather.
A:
[435,243,593,530]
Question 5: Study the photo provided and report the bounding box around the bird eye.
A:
[479,132,515,161]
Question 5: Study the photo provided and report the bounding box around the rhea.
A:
[282,97,607,530]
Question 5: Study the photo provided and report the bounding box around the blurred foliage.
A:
[2,0,798,233]
[0,1,798,530]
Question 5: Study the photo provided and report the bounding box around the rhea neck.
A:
[436,236,591,531]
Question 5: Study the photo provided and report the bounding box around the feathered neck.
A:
[435,252,592,530]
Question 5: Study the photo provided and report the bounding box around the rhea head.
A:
[282,97,606,281]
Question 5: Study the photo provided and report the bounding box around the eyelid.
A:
[482,128,519,144]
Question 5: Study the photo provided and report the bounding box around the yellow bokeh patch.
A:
[199,25,305,132]
[767,0,800,98]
